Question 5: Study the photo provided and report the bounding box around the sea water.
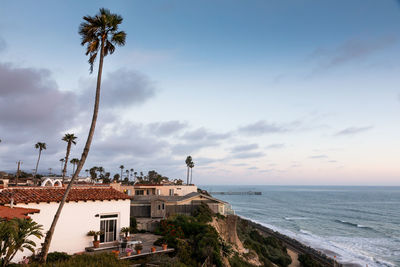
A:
[201,185,400,267]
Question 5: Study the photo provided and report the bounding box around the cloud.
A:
[265,143,285,149]
[80,68,156,110]
[148,121,188,136]
[335,126,373,136]
[181,127,230,141]
[309,155,328,159]
[231,151,265,159]
[238,120,299,136]
[231,144,259,153]
[0,63,78,142]
[311,36,397,69]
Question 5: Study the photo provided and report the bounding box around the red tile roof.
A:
[0,187,130,204]
[0,206,40,220]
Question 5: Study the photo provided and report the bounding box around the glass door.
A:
[99,214,118,243]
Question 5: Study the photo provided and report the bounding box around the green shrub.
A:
[193,203,213,223]
[29,253,130,267]
[229,253,256,267]
[237,220,292,267]
[298,254,324,267]
[46,252,71,263]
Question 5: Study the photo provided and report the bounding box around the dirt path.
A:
[288,248,300,267]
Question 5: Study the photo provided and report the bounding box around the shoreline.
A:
[237,216,343,267]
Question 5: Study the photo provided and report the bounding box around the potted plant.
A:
[87,230,103,248]
[162,242,168,250]
[151,246,156,252]
[120,227,131,239]
[135,243,143,254]
[111,250,119,257]
[125,248,133,256]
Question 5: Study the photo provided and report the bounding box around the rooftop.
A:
[0,187,130,204]
[0,206,40,220]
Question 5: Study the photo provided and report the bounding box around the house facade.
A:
[0,186,130,263]
[111,183,198,197]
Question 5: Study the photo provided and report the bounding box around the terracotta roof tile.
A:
[0,206,40,220]
[0,187,130,204]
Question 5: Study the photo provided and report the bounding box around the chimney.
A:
[10,196,14,208]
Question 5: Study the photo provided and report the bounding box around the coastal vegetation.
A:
[33,142,46,185]
[0,218,43,266]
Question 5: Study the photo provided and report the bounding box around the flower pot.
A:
[126,251,131,256]
[151,247,156,252]
[162,244,167,250]
[93,240,100,248]
[136,249,141,254]
[112,250,120,258]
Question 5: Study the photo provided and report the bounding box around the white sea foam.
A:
[238,215,396,267]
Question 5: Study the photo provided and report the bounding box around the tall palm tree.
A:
[60,134,77,183]
[70,158,80,175]
[98,166,104,178]
[120,165,124,180]
[189,161,195,184]
[130,168,134,179]
[185,156,192,185]
[59,158,65,175]
[39,9,126,262]
[33,142,47,185]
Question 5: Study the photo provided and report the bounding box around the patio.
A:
[85,233,174,259]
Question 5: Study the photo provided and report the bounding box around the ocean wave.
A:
[237,215,395,267]
[334,219,374,230]
[284,217,309,221]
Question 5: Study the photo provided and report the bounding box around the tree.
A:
[98,166,104,178]
[189,161,195,184]
[113,173,120,182]
[185,156,193,185]
[61,134,77,183]
[125,169,129,179]
[119,165,124,180]
[0,218,43,266]
[70,158,80,175]
[33,142,47,185]
[60,158,65,175]
[39,9,126,262]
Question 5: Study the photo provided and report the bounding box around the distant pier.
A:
[211,191,262,195]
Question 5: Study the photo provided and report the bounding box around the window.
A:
[162,203,165,209]
[135,190,144,195]
[169,189,174,196]
[156,189,161,195]
[146,189,150,195]
[158,204,161,210]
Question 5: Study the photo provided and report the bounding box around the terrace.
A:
[86,233,174,259]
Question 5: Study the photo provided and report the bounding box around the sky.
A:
[0,0,400,185]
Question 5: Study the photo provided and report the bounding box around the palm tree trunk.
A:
[61,142,71,183]
[39,39,105,263]
[34,149,42,186]
[190,168,193,184]
[187,167,189,185]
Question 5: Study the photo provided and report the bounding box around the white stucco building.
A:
[0,186,131,263]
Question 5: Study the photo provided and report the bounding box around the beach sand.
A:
[288,248,300,267]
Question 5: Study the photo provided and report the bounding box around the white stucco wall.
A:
[11,199,130,263]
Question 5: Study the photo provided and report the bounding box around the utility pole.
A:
[48,168,53,176]
[16,160,22,186]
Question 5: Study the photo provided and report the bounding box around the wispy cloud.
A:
[265,143,285,149]
[231,144,259,153]
[335,126,373,136]
[238,120,300,136]
[231,151,265,159]
[311,36,397,70]
[309,155,328,159]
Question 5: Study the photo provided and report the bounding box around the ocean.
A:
[201,185,400,267]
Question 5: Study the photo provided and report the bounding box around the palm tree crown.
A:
[35,142,47,151]
[62,134,77,145]
[79,8,126,73]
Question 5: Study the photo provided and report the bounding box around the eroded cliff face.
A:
[210,215,263,266]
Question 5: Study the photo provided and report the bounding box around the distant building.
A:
[111,183,198,197]
[0,185,130,263]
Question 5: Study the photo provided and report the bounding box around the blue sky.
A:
[0,1,400,185]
